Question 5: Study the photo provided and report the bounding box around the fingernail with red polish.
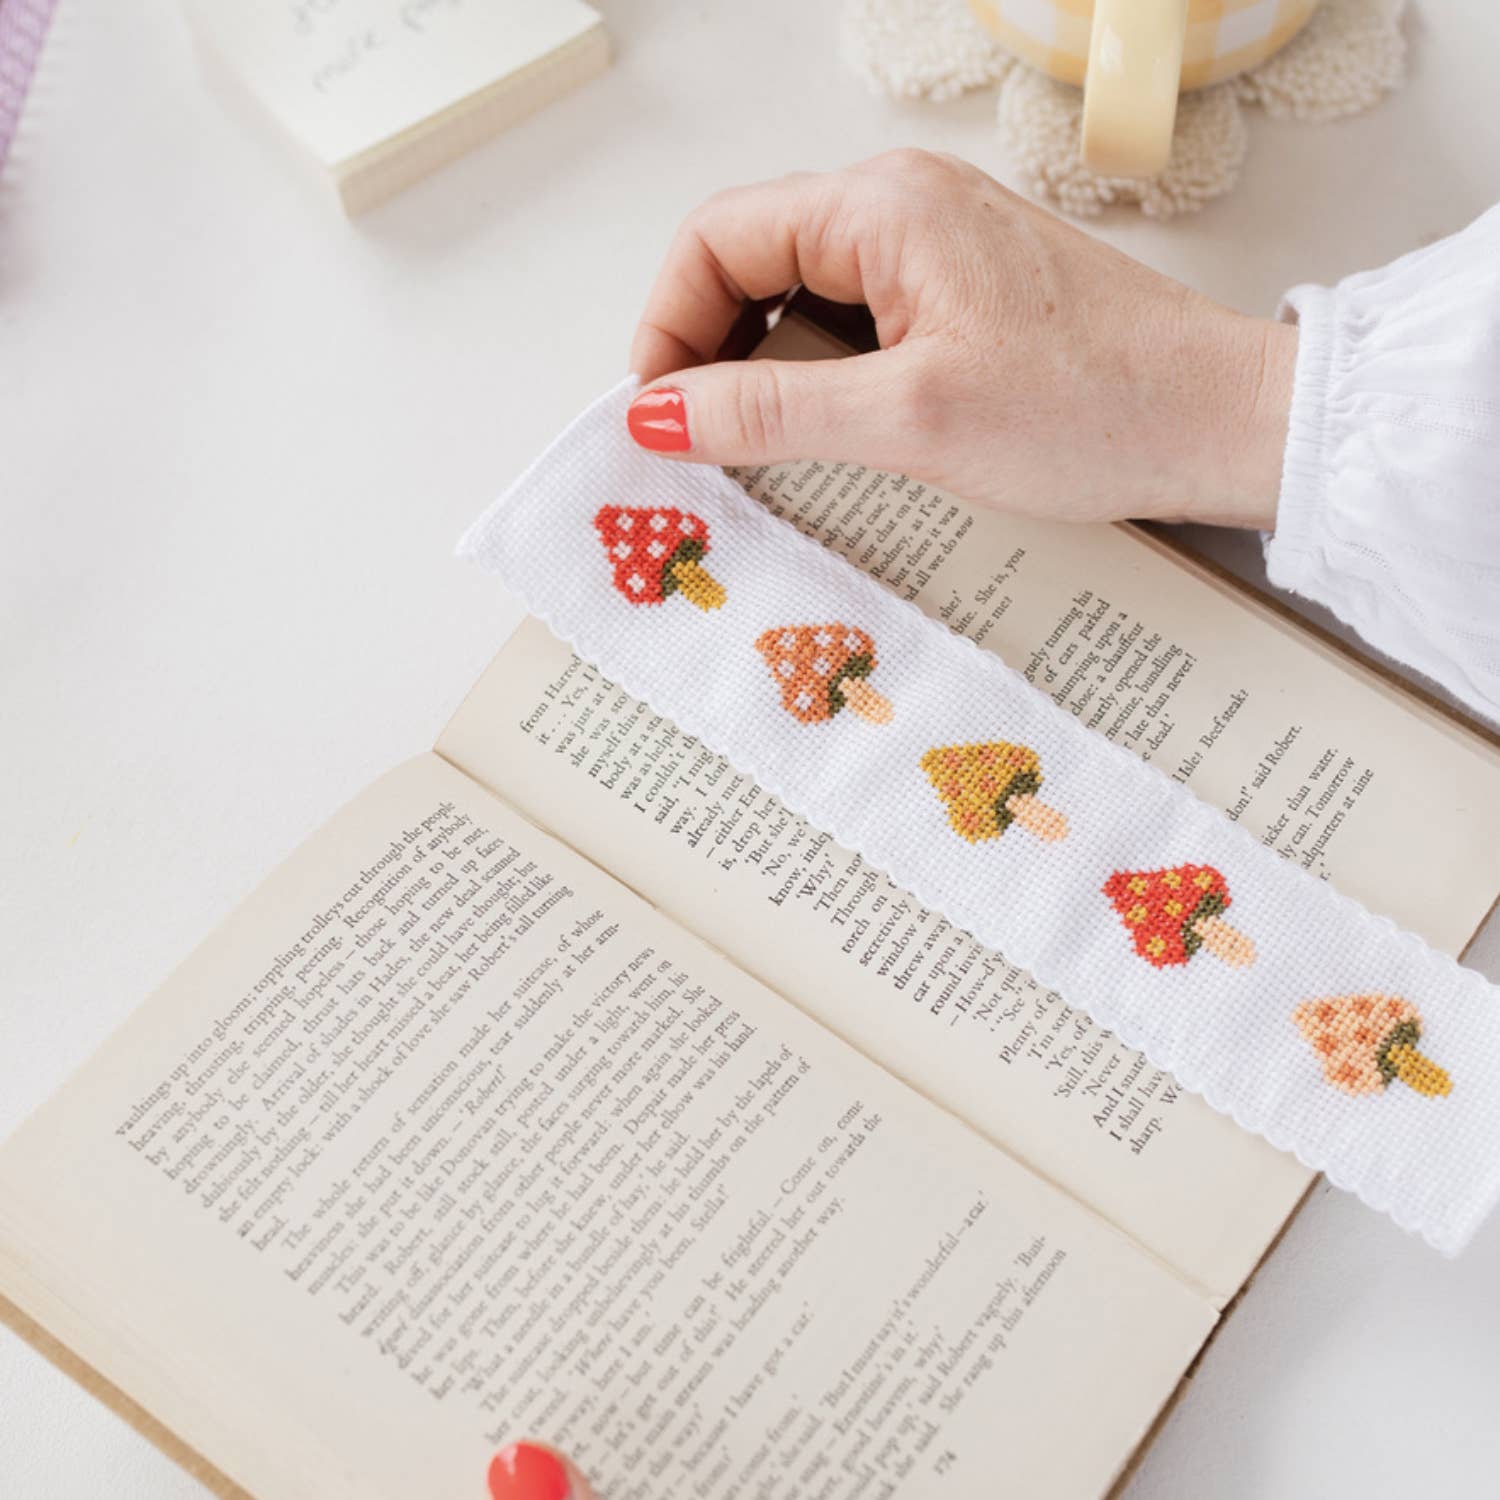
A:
[628,387,690,452]
[487,1443,571,1500]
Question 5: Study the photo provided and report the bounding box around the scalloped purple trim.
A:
[0,0,58,172]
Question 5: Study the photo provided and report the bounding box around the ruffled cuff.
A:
[1255,204,1500,725]
[1263,283,1337,597]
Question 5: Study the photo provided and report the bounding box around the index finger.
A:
[629,171,868,381]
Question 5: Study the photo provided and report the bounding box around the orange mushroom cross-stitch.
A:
[754,623,893,725]
[1103,864,1256,968]
[593,505,725,612]
[1293,993,1452,1098]
[920,741,1068,844]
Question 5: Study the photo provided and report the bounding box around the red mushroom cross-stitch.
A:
[920,741,1068,843]
[754,623,894,725]
[1103,864,1256,968]
[1293,993,1452,1098]
[594,505,726,612]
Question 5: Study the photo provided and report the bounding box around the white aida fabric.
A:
[842,0,1407,218]
[461,380,1500,1254]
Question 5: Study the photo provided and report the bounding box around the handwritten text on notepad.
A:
[189,0,602,167]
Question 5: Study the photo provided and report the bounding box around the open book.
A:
[4,304,1499,1500]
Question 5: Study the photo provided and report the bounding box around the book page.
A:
[438,624,1307,1303]
[0,755,1211,1500]
[437,316,1500,1302]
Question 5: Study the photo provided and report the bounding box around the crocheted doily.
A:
[842,0,1407,217]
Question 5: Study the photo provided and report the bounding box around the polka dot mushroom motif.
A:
[754,623,894,725]
[920,740,1068,844]
[1103,864,1256,968]
[1293,994,1452,1098]
[594,505,725,612]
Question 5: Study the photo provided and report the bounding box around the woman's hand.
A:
[628,151,1295,530]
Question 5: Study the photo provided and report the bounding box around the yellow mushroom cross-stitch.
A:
[754,623,893,725]
[1292,993,1452,1098]
[920,741,1068,844]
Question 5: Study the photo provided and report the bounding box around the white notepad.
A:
[184,0,609,212]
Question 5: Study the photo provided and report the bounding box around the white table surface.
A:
[4,2,1499,1496]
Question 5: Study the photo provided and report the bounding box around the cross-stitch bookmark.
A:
[460,378,1500,1255]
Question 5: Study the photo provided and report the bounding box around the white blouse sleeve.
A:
[1265,204,1500,727]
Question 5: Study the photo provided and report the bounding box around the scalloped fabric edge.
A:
[460,378,1500,1255]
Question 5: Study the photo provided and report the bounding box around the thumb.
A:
[487,1441,599,1500]
[626,349,925,472]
